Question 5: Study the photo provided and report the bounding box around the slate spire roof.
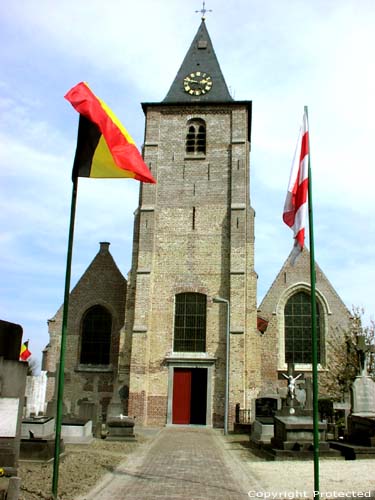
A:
[163,20,233,103]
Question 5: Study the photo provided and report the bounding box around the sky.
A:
[1,0,374,369]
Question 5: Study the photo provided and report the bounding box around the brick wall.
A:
[122,102,259,427]
[45,242,127,427]
[257,249,351,399]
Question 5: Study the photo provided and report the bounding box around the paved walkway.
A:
[78,428,375,500]
[78,427,257,499]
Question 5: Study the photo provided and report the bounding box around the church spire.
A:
[163,20,233,103]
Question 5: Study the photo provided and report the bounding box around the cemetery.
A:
[247,357,375,461]
[1,308,375,498]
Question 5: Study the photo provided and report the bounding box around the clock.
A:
[183,71,213,96]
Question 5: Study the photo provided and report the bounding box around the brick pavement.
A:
[79,427,257,500]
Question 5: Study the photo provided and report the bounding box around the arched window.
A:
[185,119,206,155]
[284,291,321,364]
[80,305,112,365]
[174,293,206,352]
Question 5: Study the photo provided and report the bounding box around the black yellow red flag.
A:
[65,82,155,184]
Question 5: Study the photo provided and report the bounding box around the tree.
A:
[327,307,375,400]
[26,357,40,376]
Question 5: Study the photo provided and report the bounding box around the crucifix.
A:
[195,1,212,20]
[282,372,302,400]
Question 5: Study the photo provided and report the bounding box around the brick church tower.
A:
[119,19,260,427]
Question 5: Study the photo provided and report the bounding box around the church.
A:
[44,19,350,432]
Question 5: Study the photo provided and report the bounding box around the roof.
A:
[163,19,233,103]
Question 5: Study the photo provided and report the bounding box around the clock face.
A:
[183,71,213,96]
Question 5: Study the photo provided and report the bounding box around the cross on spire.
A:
[195,1,212,20]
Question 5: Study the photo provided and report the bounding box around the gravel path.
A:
[222,434,375,499]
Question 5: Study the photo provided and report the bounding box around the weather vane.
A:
[195,1,212,20]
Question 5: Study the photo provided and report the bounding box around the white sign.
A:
[0,398,20,437]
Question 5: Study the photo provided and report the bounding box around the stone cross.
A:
[356,335,375,377]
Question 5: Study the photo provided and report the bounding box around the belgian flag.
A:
[20,341,31,361]
[64,82,156,184]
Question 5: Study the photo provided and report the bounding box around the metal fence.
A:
[235,404,251,424]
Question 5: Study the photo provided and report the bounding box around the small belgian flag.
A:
[20,340,31,361]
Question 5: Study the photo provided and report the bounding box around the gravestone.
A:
[256,397,278,421]
[268,365,338,458]
[251,397,278,445]
[78,400,96,421]
[348,345,375,447]
[106,380,135,440]
[24,372,47,417]
[20,417,65,462]
[21,416,55,439]
[61,418,93,444]
[330,345,375,457]
[0,321,28,470]
[351,376,375,415]
[0,321,22,361]
[276,365,305,416]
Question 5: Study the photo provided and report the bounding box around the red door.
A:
[172,369,191,424]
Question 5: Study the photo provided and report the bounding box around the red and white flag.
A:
[283,111,309,260]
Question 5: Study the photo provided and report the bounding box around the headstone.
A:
[277,365,304,416]
[106,416,135,440]
[24,372,47,417]
[0,321,22,361]
[106,380,135,440]
[251,397,279,445]
[78,400,96,421]
[106,380,124,419]
[21,417,55,439]
[347,414,375,447]
[20,437,64,462]
[255,397,278,420]
[0,399,19,438]
[351,376,375,415]
[0,321,28,470]
[348,361,375,447]
[251,419,275,445]
[266,366,340,458]
[61,418,93,444]
[271,415,330,453]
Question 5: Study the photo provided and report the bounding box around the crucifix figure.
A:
[195,1,212,20]
[282,372,302,400]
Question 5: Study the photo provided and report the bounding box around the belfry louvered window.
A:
[186,119,206,155]
[80,305,112,365]
[174,293,207,352]
[284,292,321,364]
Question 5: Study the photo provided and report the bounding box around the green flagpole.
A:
[52,176,78,498]
[305,106,320,498]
